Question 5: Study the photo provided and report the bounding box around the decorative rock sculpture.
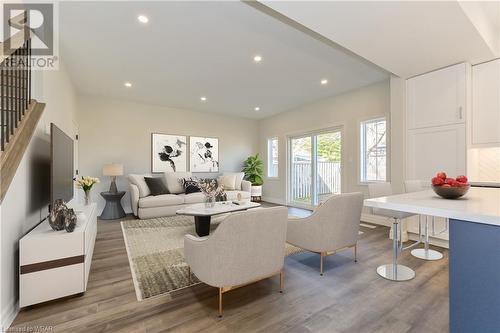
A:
[64,208,77,232]
[49,199,78,233]
[49,199,67,231]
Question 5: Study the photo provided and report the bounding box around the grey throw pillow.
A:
[144,177,169,196]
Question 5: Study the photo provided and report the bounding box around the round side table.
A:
[100,191,126,220]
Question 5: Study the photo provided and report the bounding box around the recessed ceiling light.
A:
[321,79,328,85]
[200,96,207,102]
[253,55,262,63]
[124,82,132,87]
[137,15,149,23]
[254,106,260,111]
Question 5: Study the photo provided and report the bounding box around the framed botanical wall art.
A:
[189,136,219,172]
[151,133,187,173]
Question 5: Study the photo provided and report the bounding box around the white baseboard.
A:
[261,196,286,205]
[1,300,19,331]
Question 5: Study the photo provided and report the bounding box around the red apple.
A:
[442,184,451,188]
[436,171,447,180]
[456,175,468,184]
[432,177,445,186]
[445,178,458,186]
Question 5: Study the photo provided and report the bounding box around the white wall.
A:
[258,80,390,204]
[389,75,406,194]
[76,96,259,213]
[0,62,78,328]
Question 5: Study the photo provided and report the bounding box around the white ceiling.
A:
[262,1,500,79]
[59,1,388,120]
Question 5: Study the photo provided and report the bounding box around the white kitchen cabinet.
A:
[407,63,468,130]
[471,59,500,146]
[407,124,466,182]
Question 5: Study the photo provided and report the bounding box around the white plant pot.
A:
[251,185,262,196]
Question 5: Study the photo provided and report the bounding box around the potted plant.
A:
[242,154,264,201]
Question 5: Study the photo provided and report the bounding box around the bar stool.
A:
[404,180,444,261]
[369,183,417,281]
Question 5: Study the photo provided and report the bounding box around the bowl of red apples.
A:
[431,172,470,199]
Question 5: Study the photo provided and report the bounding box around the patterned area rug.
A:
[121,215,303,301]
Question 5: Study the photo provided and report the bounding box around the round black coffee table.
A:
[100,191,126,220]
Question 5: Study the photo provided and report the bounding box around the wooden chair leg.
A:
[354,244,358,262]
[279,270,284,293]
[218,288,223,318]
[320,252,324,276]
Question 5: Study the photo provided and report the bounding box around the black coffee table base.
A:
[195,216,211,236]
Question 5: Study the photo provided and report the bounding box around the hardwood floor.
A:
[12,207,449,333]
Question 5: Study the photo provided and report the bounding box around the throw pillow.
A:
[164,171,192,194]
[218,174,236,190]
[223,172,245,190]
[182,178,201,194]
[144,177,169,196]
[199,178,218,187]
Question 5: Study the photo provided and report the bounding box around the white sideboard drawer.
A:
[20,230,84,265]
[20,264,84,307]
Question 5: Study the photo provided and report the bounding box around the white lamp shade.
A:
[103,164,123,176]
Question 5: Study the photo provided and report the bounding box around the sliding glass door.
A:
[315,131,342,204]
[290,136,313,205]
[289,129,342,207]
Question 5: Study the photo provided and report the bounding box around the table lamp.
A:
[103,163,123,193]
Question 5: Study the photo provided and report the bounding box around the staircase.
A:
[0,11,46,202]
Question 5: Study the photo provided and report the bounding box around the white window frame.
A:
[360,117,387,183]
[267,137,279,179]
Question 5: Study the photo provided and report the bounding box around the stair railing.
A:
[1,39,31,151]
[1,11,32,152]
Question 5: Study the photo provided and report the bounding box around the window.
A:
[267,137,279,178]
[360,118,387,182]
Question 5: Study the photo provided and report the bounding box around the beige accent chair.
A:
[184,206,288,317]
[286,192,364,275]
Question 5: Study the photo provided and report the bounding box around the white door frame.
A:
[72,120,80,203]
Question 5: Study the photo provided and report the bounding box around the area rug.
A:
[121,215,303,301]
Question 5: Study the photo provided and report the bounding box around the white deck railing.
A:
[291,161,341,202]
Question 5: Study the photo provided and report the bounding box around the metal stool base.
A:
[411,248,443,261]
[377,264,415,281]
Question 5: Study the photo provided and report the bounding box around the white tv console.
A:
[19,203,97,307]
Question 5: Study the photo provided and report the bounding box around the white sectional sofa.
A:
[128,172,252,219]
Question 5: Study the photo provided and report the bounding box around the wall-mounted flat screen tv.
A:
[50,123,74,208]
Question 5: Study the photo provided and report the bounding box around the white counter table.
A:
[364,187,500,333]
